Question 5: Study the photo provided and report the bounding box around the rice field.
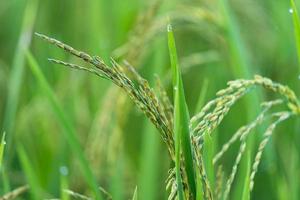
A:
[1,0,300,199]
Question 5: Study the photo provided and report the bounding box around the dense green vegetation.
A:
[1,0,300,199]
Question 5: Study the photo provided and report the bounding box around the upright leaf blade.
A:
[168,23,184,200]
[168,23,196,199]
[2,0,38,160]
[291,0,300,71]
[0,132,9,193]
[241,151,251,200]
[17,145,41,200]
[203,133,215,191]
[0,132,6,170]
[233,150,251,200]
[194,79,209,115]
[132,186,138,200]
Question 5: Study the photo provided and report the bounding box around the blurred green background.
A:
[0,0,299,199]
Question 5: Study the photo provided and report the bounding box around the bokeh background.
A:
[0,0,299,199]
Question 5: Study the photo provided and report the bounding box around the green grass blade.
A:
[241,151,251,200]
[168,23,184,200]
[132,186,138,200]
[203,133,215,191]
[194,80,210,200]
[232,150,250,200]
[218,0,252,78]
[60,166,70,200]
[0,132,6,170]
[2,0,38,157]
[168,23,196,199]
[194,79,209,115]
[138,111,160,200]
[291,148,299,200]
[26,51,102,200]
[17,145,41,200]
[0,132,8,194]
[195,170,204,200]
[109,155,124,200]
[1,167,11,194]
[291,0,300,70]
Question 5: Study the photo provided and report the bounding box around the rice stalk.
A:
[191,74,298,200]
[191,75,300,146]
[63,190,91,200]
[98,187,112,200]
[222,110,294,199]
[35,33,175,160]
[190,75,300,200]
[35,31,174,198]
[155,76,174,129]
[0,185,29,200]
[223,141,246,200]
[192,137,213,200]
[213,100,283,164]
[249,111,292,191]
[36,27,300,200]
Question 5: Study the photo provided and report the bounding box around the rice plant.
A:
[34,21,300,199]
[2,1,300,200]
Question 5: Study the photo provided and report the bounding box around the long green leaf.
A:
[0,132,8,194]
[291,0,300,71]
[0,132,6,170]
[195,169,204,200]
[17,145,41,200]
[168,23,196,199]
[26,51,102,200]
[2,0,38,160]
[132,186,138,200]
[60,166,70,200]
[194,79,209,115]
[233,150,250,200]
[168,23,184,200]
[241,151,251,200]
[203,133,215,191]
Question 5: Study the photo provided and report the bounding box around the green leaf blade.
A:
[168,24,196,199]
[0,132,6,170]
[291,0,300,71]
[17,145,41,200]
